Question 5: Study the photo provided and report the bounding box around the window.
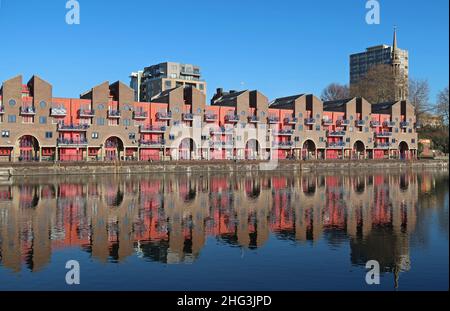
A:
[92,132,99,139]
[1,130,10,138]
[319,137,324,142]
[368,138,372,143]
[316,114,320,119]
[128,133,135,140]
[201,135,207,141]
[294,137,300,142]
[199,84,204,91]
[123,119,131,127]
[411,139,416,144]
[395,128,399,133]
[236,136,242,141]
[266,136,270,142]
[45,131,53,138]
[299,113,303,118]
[97,118,105,126]
[392,139,396,143]
[169,134,175,140]
[364,127,369,132]
[97,104,105,110]
[346,138,351,143]
[39,116,47,124]
[316,126,321,131]
[9,99,16,107]
[40,101,47,109]
[165,80,172,88]
[8,115,16,123]
[241,111,245,116]
[298,125,303,131]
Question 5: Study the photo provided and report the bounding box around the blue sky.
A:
[0,0,448,102]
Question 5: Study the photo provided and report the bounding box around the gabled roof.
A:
[211,90,247,106]
[323,98,354,111]
[371,101,396,114]
[269,94,304,109]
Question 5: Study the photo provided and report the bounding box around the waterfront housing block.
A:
[0,75,418,162]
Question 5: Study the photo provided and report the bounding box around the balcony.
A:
[225,114,239,123]
[273,129,294,136]
[268,116,280,124]
[0,106,5,114]
[156,111,172,120]
[370,121,381,127]
[327,141,346,148]
[78,109,95,118]
[58,124,89,132]
[355,120,366,126]
[133,111,148,119]
[107,110,121,118]
[327,130,346,137]
[375,131,392,137]
[204,113,218,122]
[140,139,165,147]
[375,142,391,149]
[248,116,260,123]
[20,106,36,116]
[210,127,234,135]
[139,125,166,133]
[383,121,396,127]
[57,138,88,146]
[322,119,334,126]
[284,117,298,125]
[272,141,293,149]
[304,118,316,125]
[336,119,351,126]
[400,121,410,128]
[182,113,194,121]
[50,107,67,117]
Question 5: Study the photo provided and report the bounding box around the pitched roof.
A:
[269,94,304,109]
[211,90,247,106]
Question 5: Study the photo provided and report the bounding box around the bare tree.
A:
[350,64,399,103]
[409,79,431,123]
[321,83,350,101]
[436,86,449,125]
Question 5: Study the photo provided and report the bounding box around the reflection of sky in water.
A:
[0,170,448,291]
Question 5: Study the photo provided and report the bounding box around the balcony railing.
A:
[304,118,316,125]
[326,141,346,148]
[327,130,346,137]
[139,125,166,133]
[50,107,67,117]
[210,127,234,135]
[78,109,95,117]
[375,142,391,149]
[322,119,333,125]
[107,110,121,118]
[133,111,148,119]
[156,111,172,120]
[58,124,89,131]
[370,121,381,127]
[355,120,366,126]
[140,139,165,147]
[383,121,396,127]
[204,113,218,122]
[182,113,194,121]
[224,114,239,123]
[336,119,351,126]
[248,116,260,123]
[375,131,392,137]
[273,129,294,136]
[400,121,410,128]
[284,117,298,124]
[57,138,88,146]
[272,141,293,149]
[268,116,280,123]
[20,106,36,115]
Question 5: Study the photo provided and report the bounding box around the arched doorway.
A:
[399,141,409,160]
[302,140,316,160]
[353,141,365,160]
[245,139,260,160]
[17,135,40,162]
[179,138,195,160]
[104,137,124,161]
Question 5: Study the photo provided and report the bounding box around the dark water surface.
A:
[0,169,448,291]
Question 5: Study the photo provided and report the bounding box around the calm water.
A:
[0,169,448,291]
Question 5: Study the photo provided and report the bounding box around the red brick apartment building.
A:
[0,75,418,162]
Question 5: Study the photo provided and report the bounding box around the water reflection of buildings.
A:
[0,171,444,286]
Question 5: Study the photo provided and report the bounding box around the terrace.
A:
[383,121,396,127]
[284,116,298,124]
[107,110,121,118]
[327,130,346,137]
[78,109,95,117]
[182,113,194,121]
[268,115,280,124]
[57,124,89,132]
[57,138,88,146]
[50,107,67,117]
[304,118,316,125]
[375,131,392,137]
[370,120,381,127]
[224,114,239,123]
[248,115,260,123]
[400,121,410,128]
[204,112,218,122]
[133,111,148,119]
[375,142,391,149]
[156,111,172,120]
[322,118,334,125]
[272,129,294,136]
[336,119,351,126]
[355,120,366,126]
[20,106,36,115]
[139,139,165,147]
[327,141,346,148]
[272,141,293,149]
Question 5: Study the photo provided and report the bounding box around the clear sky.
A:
[0,0,448,102]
